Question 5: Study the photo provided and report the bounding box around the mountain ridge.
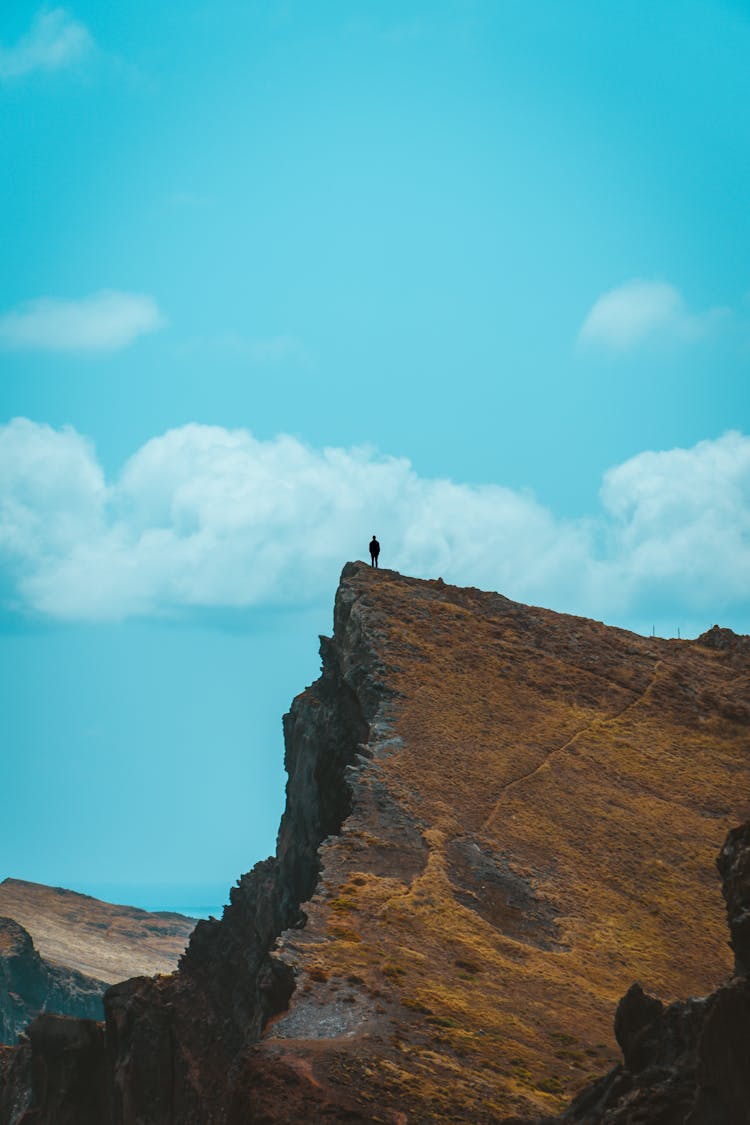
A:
[1,562,748,1122]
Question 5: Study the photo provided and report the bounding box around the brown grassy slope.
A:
[0,880,196,984]
[268,565,750,1122]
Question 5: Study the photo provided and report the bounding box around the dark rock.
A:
[26,1015,109,1125]
[613,983,663,1069]
[692,981,750,1123]
[716,822,750,975]
[0,1042,32,1123]
[695,625,750,655]
[0,917,105,1046]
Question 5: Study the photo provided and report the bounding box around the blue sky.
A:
[1,1,748,910]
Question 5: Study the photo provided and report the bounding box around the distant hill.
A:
[0,880,196,1046]
[0,879,196,986]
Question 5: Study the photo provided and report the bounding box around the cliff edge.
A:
[1,563,748,1123]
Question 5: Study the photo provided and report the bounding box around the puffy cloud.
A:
[0,419,105,611]
[0,423,591,620]
[0,419,748,635]
[578,280,725,351]
[599,432,750,612]
[0,291,165,353]
[0,8,94,80]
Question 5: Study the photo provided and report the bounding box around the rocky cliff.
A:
[0,562,748,1123]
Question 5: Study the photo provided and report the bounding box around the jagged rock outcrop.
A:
[0,917,106,1046]
[0,563,748,1123]
[697,624,750,657]
[716,822,750,977]
[554,824,750,1124]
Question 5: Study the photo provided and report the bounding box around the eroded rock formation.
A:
[0,563,748,1123]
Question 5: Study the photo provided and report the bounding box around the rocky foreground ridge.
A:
[1,563,749,1123]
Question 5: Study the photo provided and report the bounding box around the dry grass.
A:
[272,566,750,1119]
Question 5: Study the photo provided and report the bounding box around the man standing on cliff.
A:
[369,536,380,567]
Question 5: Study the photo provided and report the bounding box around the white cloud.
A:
[0,291,165,353]
[0,8,94,80]
[599,432,750,610]
[0,421,748,635]
[578,279,725,351]
[0,419,105,612]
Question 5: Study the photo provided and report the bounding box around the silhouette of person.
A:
[369,536,380,568]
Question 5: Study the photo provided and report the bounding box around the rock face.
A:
[0,563,748,1123]
[555,825,750,1124]
[0,917,105,1044]
[717,822,750,976]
